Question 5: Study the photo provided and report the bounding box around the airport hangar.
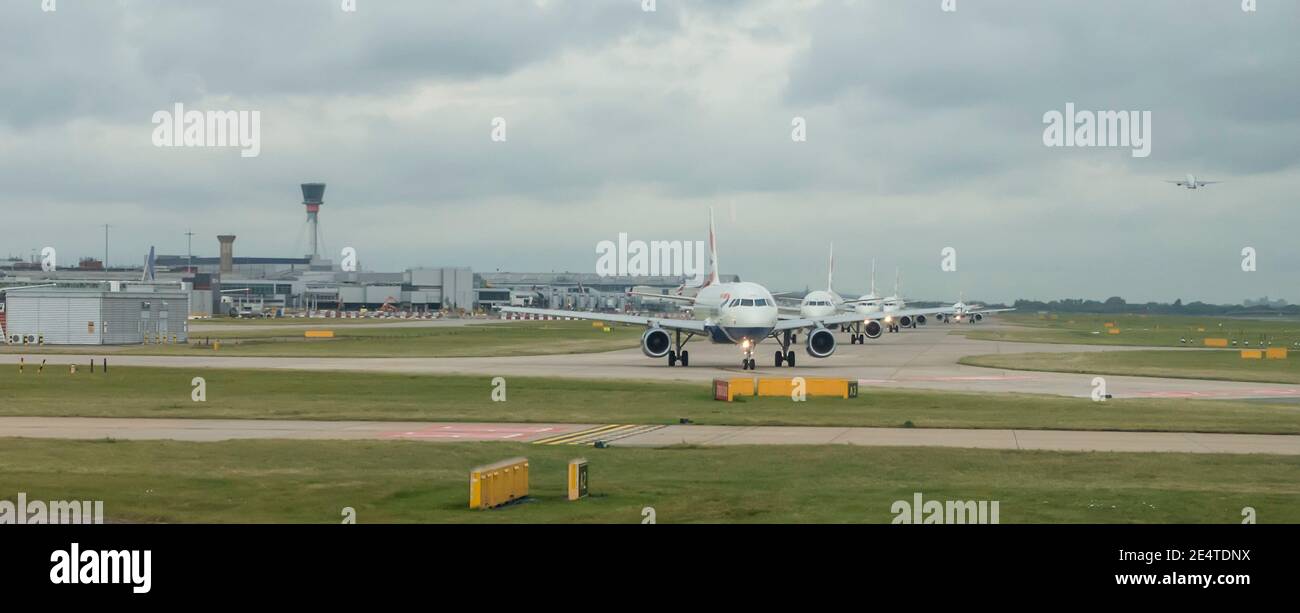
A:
[0,183,708,344]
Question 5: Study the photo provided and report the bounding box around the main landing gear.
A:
[846,321,865,344]
[667,329,694,367]
[770,330,796,368]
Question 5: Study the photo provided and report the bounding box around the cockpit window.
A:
[741,299,754,306]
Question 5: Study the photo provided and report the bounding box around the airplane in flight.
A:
[500,211,923,369]
[1165,174,1221,190]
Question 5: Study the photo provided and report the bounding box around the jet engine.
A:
[915,315,927,326]
[972,313,984,322]
[806,327,837,358]
[897,315,913,328]
[864,320,883,339]
[641,328,671,358]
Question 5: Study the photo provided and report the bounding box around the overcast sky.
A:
[1,0,1297,303]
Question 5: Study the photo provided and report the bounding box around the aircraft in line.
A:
[500,211,938,370]
[1165,174,1221,190]
[838,265,951,342]
[934,293,1015,323]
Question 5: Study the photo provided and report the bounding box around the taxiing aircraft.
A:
[500,211,922,369]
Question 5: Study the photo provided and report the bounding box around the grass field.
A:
[2,438,1295,523]
[0,320,642,358]
[962,350,1300,385]
[3,366,1299,434]
[961,312,1300,348]
[190,317,438,326]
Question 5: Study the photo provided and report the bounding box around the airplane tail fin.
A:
[827,243,834,292]
[141,246,156,282]
[868,259,877,296]
[705,208,720,287]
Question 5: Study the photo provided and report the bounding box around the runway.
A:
[3,323,1297,400]
[3,416,1297,455]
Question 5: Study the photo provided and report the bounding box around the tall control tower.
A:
[301,183,326,260]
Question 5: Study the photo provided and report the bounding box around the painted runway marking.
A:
[384,424,570,441]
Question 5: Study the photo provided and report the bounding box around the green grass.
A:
[961,350,1300,385]
[1,438,1295,523]
[0,321,642,358]
[961,312,1300,348]
[2,367,1299,434]
[191,317,437,326]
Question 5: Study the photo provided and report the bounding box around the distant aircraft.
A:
[501,210,939,369]
[1165,174,1221,190]
[779,243,843,320]
[933,292,1015,323]
[835,262,951,342]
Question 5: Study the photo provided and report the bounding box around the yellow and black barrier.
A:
[304,330,334,338]
[1241,350,1263,359]
[1266,348,1288,360]
[1204,338,1229,347]
[713,377,857,400]
[568,458,588,501]
[469,457,529,510]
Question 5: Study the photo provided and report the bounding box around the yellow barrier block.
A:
[755,378,856,399]
[1197,327,1206,332]
[729,377,754,397]
[568,458,588,501]
[591,321,604,328]
[304,330,335,338]
[1108,328,1121,335]
[470,457,529,510]
[1204,338,1228,347]
[1241,350,1263,360]
[213,342,221,351]
[1266,348,1288,360]
[1103,322,1115,328]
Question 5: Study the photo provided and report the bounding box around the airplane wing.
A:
[1197,181,1221,186]
[1164,180,1187,186]
[972,307,1016,315]
[498,306,709,332]
[627,290,695,303]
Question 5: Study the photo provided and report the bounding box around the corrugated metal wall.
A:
[5,294,102,344]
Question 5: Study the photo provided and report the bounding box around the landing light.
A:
[741,339,752,350]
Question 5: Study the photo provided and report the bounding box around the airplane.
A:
[1165,174,1221,190]
[932,292,1015,323]
[778,243,843,320]
[831,262,952,343]
[500,210,924,370]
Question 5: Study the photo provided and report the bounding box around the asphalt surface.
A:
[3,322,1297,400]
[2,416,1296,455]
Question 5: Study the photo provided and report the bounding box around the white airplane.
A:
[1165,174,1221,190]
[932,292,1015,323]
[835,262,951,343]
[500,211,911,370]
[779,243,843,320]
